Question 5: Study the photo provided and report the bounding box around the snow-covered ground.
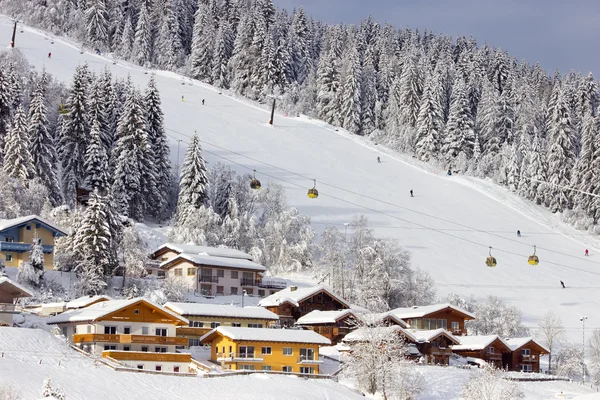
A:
[2,17,600,346]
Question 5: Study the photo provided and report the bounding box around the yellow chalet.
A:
[47,298,191,373]
[164,302,279,347]
[0,215,67,270]
[200,326,331,374]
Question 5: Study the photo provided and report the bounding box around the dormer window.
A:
[26,225,31,231]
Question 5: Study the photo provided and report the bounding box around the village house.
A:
[451,335,512,368]
[295,309,358,344]
[385,303,475,335]
[163,302,279,347]
[0,215,67,270]
[47,298,191,373]
[503,337,549,373]
[200,326,330,374]
[149,243,285,297]
[258,285,349,327]
[37,295,112,317]
[0,275,33,326]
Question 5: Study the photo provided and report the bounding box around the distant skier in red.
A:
[585,249,589,256]
[47,52,51,58]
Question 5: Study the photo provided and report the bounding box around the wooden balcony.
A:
[73,334,187,346]
[102,350,191,363]
[176,327,211,337]
[485,353,503,360]
[430,347,453,355]
[216,353,264,362]
[520,354,537,362]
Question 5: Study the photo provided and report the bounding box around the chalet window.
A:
[300,367,314,374]
[158,271,165,277]
[240,365,255,370]
[217,286,224,294]
[231,287,238,295]
[300,348,315,361]
[258,290,265,297]
[261,366,272,371]
[487,347,495,354]
[438,319,447,329]
[239,346,255,358]
[210,322,221,329]
[124,327,131,334]
[245,288,253,295]
[104,326,117,334]
[155,365,162,371]
[190,321,204,328]
[155,328,168,336]
[248,324,263,328]
[104,345,117,350]
[155,347,167,353]
[451,321,460,332]
[187,268,196,276]
[173,269,182,276]
[137,365,144,370]
[133,309,140,315]
[217,269,224,277]
[123,346,130,351]
[261,347,272,355]
[141,346,148,352]
[174,366,180,373]
[4,236,13,242]
[283,348,293,356]
[142,327,149,335]
[26,225,31,230]
[521,349,531,356]
[520,364,532,372]
[232,323,241,327]
[189,339,201,347]
[5,254,12,262]
[282,366,292,372]
[231,271,238,279]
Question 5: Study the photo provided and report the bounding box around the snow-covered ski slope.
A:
[3,17,600,340]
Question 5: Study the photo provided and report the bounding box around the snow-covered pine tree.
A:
[16,234,45,287]
[84,119,110,193]
[572,113,595,211]
[398,51,423,128]
[3,105,35,183]
[546,89,576,213]
[492,81,516,146]
[414,73,443,162]
[211,22,234,88]
[87,78,110,153]
[60,64,90,204]
[586,114,600,222]
[477,79,499,156]
[288,8,310,85]
[340,42,362,135]
[0,68,12,160]
[155,2,183,69]
[118,15,134,60]
[98,67,115,153]
[144,76,171,219]
[441,78,475,162]
[360,50,377,135]
[85,0,109,49]
[315,48,340,125]
[111,85,148,220]
[132,3,152,66]
[176,133,208,225]
[190,3,216,81]
[28,75,63,205]
[526,131,548,205]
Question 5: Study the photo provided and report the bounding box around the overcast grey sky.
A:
[273,0,600,77]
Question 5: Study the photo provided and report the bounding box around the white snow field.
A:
[2,17,600,343]
[0,327,364,400]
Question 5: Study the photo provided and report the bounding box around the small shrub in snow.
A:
[462,364,523,400]
[41,378,65,399]
[0,384,21,400]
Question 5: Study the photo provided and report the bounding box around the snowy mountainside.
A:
[3,18,600,342]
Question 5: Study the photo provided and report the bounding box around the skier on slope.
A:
[410,190,414,197]
[47,52,51,58]
[517,230,521,237]
[585,249,589,256]
[202,99,205,105]
[377,156,381,163]
[181,95,185,102]
[560,280,565,289]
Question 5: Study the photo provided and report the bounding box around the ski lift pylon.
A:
[486,246,497,267]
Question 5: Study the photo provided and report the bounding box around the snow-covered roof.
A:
[364,311,409,328]
[386,303,476,320]
[0,276,33,298]
[162,253,266,272]
[65,295,112,309]
[47,298,188,325]
[296,309,356,325]
[452,335,510,351]
[258,285,349,309]
[164,302,279,320]
[201,326,331,345]
[505,337,549,353]
[342,325,416,343]
[153,243,252,260]
[409,329,461,345]
[0,215,67,236]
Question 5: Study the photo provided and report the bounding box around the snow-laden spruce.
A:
[176,133,209,225]
[4,105,35,183]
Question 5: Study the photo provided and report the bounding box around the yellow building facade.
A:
[201,326,330,374]
[0,215,67,270]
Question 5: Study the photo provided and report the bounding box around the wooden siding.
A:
[102,350,191,363]
[73,333,187,346]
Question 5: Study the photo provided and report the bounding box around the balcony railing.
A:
[73,334,187,346]
[240,279,259,287]
[258,279,287,289]
[176,327,211,337]
[430,347,453,355]
[102,350,191,363]
[0,241,54,254]
[198,276,219,283]
[216,353,264,362]
[0,303,19,313]
[520,354,536,362]
[297,356,323,364]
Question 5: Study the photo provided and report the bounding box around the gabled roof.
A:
[200,326,331,345]
[152,243,252,261]
[342,325,417,343]
[387,303,475,321]
[164,302,279,320]
[47,298,188,326]
[65,295,112,309]
[505,337,550,354]
[0,276,33,298]
[407,328,460,345]
[161,253,266,272]
[363,311,409,328]
[296,309,357,325]
[452,335,511,352]
[0,215,67,237]
[258,285,349,309]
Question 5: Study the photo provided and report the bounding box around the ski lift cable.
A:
[164,126,600,267]
[170,132,600,278]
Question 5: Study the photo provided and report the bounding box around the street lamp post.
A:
[241,289,247,308]
[342,223,350,299]
[10,20,17,48]
[581,316,588,384]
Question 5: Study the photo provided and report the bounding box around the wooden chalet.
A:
[258,285,349,327]
[386,303,475,336]
[295,309,358,344]
[503,337,549,373]
[451,335,512,369]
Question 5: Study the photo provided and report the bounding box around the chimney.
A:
[290,286,298,292]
